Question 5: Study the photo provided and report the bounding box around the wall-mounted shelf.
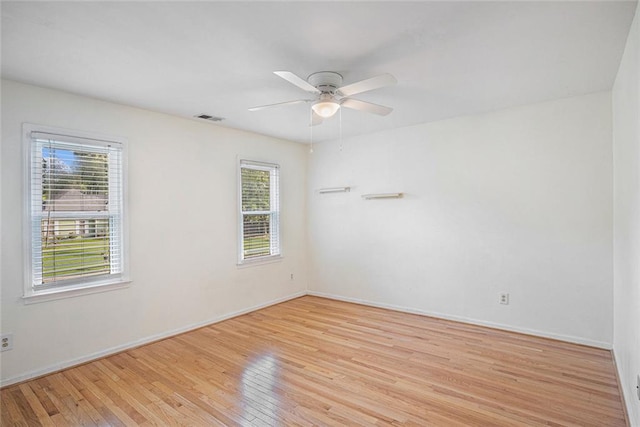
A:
[361,192,403,200]
[318,187,351,194]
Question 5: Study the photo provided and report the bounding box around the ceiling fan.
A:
[249,71,397,125]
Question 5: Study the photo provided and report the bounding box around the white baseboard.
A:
[0,291,306,388]
[307,290,612,350]
[612,348,636,427]
[2,289,613,388]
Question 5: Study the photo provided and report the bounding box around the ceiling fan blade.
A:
[341,98,393,116]
[248,99,311,111]
[337,73,397,97]
[274,71,321,94]
[310,111,323,126]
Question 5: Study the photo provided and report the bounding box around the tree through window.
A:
[239,160,280,263]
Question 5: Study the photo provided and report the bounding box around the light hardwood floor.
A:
[1,296,628,426]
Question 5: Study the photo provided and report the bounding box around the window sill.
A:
[237,255,283,268]
[23,278,131,304]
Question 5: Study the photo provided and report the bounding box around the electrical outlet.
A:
[1,334,13,352]
[637,374,639,401]
[499,293,509,305]
[290,273,294,280]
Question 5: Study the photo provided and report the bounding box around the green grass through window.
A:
[243,234,270,258]
[42,236,111,281]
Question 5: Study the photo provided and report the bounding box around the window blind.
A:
[240,160,280,261]
[29,131,124,289]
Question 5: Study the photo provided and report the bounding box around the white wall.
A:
[0,68,631,417]
[0,79,308,385]
[613,3,640,425]
[308,92,613,348]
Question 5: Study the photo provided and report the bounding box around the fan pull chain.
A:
[309,108,314,154]
[339,107,343,152]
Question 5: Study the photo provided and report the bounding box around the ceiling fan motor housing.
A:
[307,71,343,94]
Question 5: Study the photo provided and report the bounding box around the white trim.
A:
[612,348,635,427]
[22,124,33,300]
[239,159,277,171]
[22,123,130,300]
[237,158,281,265]
[236,254,283,268]
[306,290,613,349]
[0,291,306,388]
[1,290,617,387]
[23,279,131,304]
[24,123,127,147]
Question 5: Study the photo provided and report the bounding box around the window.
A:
[24,124,128,299]
[238,160,280,264]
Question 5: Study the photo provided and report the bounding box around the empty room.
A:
[1,1,639,425]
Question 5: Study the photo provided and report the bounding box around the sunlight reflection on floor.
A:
[241,352,280,425]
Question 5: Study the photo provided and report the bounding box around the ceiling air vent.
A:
[194,114,224,122]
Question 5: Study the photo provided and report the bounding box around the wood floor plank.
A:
[1,296,628,426]
[16,385,54,427]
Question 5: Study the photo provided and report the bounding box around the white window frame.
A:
[23,124,130,303]
[237,159,281,266]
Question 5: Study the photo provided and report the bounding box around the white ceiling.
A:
[1,1,637,143]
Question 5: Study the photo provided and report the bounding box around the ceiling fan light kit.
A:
[312,97,341,118]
